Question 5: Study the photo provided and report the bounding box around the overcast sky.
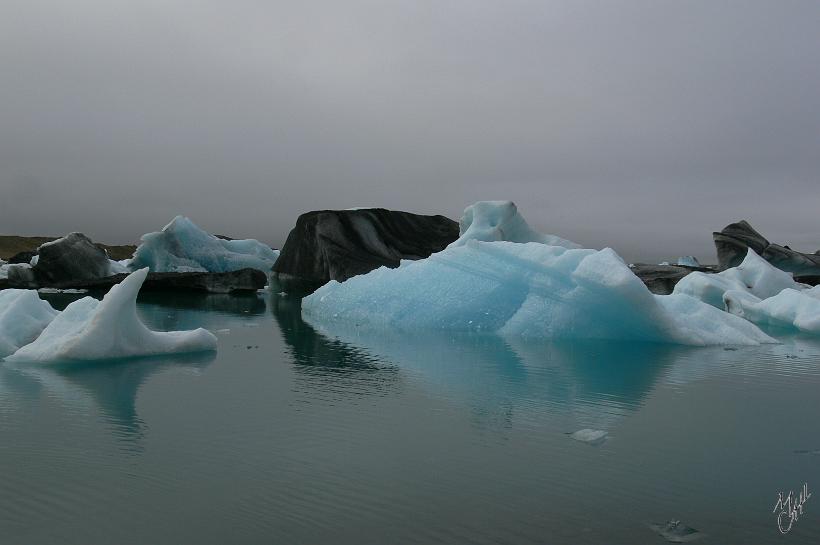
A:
[1,0,818,262]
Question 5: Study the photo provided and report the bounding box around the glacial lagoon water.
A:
[1,290,819,544]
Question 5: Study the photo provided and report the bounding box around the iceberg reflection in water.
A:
[300,301,683,433]
[0,292,818,545]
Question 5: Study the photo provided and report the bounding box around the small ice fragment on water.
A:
[568,429,608,445]
[278,291,287,296]
[216,329,230,335]
[649,520,703,543]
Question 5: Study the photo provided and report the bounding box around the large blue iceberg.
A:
[129,216,279,274]
[302,222,775,346]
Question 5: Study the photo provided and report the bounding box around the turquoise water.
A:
[1,291,819,544]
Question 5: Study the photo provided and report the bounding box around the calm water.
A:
[1,290,819,544]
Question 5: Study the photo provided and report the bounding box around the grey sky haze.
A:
[1,0,818,262]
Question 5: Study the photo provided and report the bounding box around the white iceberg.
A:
[449,201,580,249]
[672,249,820,334]
[0,290,59,357]
[0,262,33,282]
[6,268,217,362]
[673,249,797,308]
[723,286,820,333]
[129,216,279,274]
[303,240,774,346]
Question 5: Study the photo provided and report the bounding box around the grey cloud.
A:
[1,0,818,263]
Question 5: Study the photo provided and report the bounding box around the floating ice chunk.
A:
[649,520,704,543]
[673,249,820,333]
[108,259,131,274]
[723,286,820,333]
[7,268,217,362]
[129,216,279,274]
[568,429,608,445]
[675,256,700,267]
[449,201,580,249]
[35,232,113,282]
[303,241,775,346]
[0,290,59,357]
[0,262,33,283]
[673,249,798,308]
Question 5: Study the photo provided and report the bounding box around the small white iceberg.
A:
[673,249,796,308]
[0,290,59,357]
[6,268,217,363]
[675,249,820,334]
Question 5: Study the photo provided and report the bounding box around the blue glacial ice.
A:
[675,249,820,333]
[0,290,59,357]
[675,256,701,267]
[449,200,580,249]
[6,268,217,363]
[302,238,775,346]
[129,216,279,274]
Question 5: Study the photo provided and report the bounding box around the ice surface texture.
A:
[674,249,820,333]
[35,233,114,283]
[675,256,701,267]
[130,216,279,274]
[272,208,459,292]
[449,201,579,249]
[0,290,59,357]
[673,249,797,308]
[303,240,774,346]
[6,268,217,362]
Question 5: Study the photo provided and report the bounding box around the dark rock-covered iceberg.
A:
[629,263,711,295]
[34,232,113,284]
[58,268,267,293]
[714,220,820,279]
[272,208,459,292]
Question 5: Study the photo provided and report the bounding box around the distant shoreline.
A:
[0,235,136,261]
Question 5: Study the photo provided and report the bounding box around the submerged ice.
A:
[6,268,217,363]
[129,216,279,274]
[303,239,774,346]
